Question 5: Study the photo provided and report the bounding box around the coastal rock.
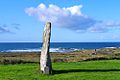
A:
[40,22,52,74]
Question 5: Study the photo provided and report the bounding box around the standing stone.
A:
[40,22,52,74]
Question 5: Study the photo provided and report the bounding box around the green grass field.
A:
[1,60,120,80]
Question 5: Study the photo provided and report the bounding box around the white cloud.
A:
[25,3,120,33]
[0,26,11,33]
[0,23,20,34]
[65,5,83,15]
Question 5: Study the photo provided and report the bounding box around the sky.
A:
[0,0,120,42]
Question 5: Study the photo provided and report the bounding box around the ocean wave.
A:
[104,47,118,49]
[6,49,41,52]
[3,48,80,53]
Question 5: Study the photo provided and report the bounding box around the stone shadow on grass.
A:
[53,69,120,74]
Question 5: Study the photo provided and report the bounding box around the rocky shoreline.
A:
[0,48,120,64]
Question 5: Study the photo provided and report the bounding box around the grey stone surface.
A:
[40,22,52,74]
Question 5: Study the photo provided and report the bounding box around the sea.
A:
[0,42,120,53]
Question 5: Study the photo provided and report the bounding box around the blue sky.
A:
[0,0,120,42]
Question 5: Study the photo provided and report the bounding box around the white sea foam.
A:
[104,47,117,49]
[5,48,80,53]
[6,49,41,52]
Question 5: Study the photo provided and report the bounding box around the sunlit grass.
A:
[0,60,120,80]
